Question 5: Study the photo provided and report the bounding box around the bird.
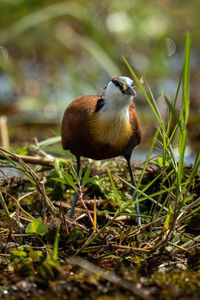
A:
[61,75,142,225]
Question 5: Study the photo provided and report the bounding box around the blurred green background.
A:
[0,0,199,157]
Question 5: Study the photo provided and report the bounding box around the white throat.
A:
[100,81,133,122]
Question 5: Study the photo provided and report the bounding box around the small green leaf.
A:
[51,177,67,184]
[63,172,77,191]
[25,219,47,236]
[153,157,170,167]
[82,168,91,187]
[68,161,78,181]
[9,248,27,257]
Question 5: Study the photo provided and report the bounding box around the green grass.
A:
[122,32,200,233]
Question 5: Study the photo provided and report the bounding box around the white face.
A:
[103,79,135,108]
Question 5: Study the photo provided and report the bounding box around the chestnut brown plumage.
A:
[61,76,142,225]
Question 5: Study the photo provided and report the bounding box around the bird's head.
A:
[103,76,136,108]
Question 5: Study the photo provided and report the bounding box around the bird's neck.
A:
[99,100,130,121]
[90,102,132,150]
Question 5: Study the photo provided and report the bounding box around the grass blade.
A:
[107,168,121,206]
[182,32,191,125]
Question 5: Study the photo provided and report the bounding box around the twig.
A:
[111,244,151,253]
[1,189,34,221]
[0,149,55,166]
[40,177,55,209]
[78,183,94,228]
[0,191,13,238]
[177,197,200,222]
[54,201,136,222]
[172,235,200,254]
[33,137,55,160]
[168,241,188,252]
[0,147,57,214]
[65,216,90,233]
[0,253,11,257]
[69,256,153,300]
[18,190,37,203]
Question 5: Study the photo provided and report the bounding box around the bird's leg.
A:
[127,159,141,226]
[68,156,81,218]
